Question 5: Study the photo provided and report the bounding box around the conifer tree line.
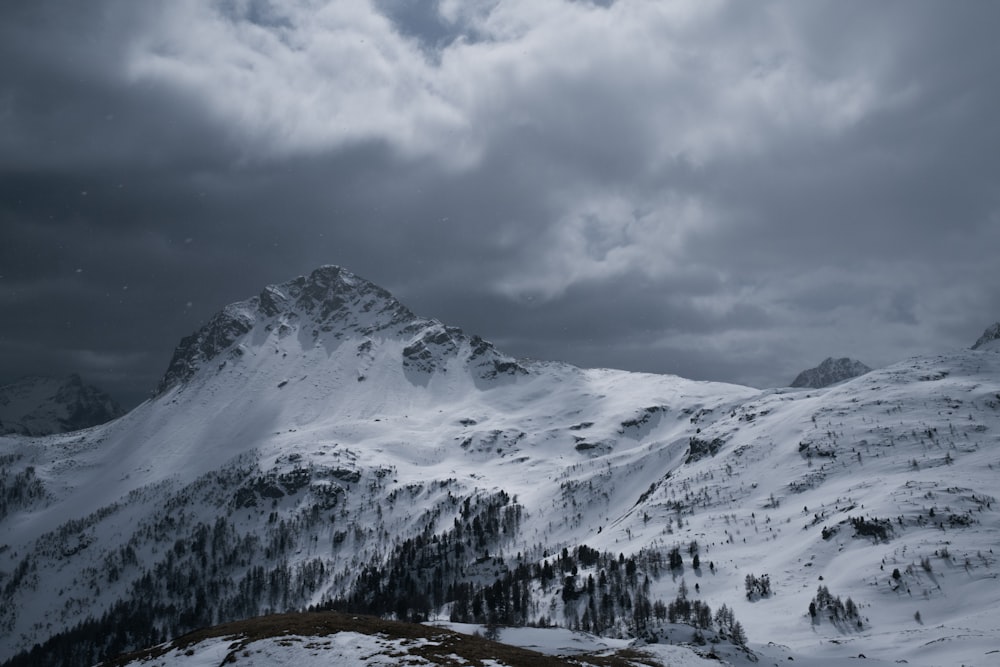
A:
[0,455,48,521]
[3,469,754,667]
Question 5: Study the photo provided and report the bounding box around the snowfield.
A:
[1,267,997,667]
[139,633,447,667]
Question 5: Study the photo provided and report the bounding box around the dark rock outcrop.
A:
[971,322,1000,351]
[791,357,871,389]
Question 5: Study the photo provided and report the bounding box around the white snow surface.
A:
[1,267,998,667]
[120,633,445,667]
[428,621,633,655]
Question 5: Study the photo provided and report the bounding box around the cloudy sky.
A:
[2,0,999,408]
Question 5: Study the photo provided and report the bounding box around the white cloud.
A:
[128,0,466,161]
[493,189,717,300]
[6,0,999,400]
[123,0,903,311]
[126,0,885,168]
[117,0,998,370]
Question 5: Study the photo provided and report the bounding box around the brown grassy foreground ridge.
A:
[101,610,668,667]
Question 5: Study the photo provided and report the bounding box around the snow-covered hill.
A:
[791,357,872,388]
[0,374,123,436]
[971,322,1000,351]
[1,267,997,667]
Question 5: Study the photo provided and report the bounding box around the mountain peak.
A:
[971,321,1000,350]
[154,266,524,396]
[272,266,412,321]
[156,266,417,394]
[790,356,872,388]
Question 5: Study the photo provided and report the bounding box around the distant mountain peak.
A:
[790,356,871,388]
[0,374,123,436]
[971,322,1000,350]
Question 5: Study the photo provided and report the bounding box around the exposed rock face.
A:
[971,322,1000,351]
[791,357,872,388]
[0,374,124,436]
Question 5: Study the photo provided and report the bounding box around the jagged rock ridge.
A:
[971,322,1000,350]
[790,357,872,388]
[0,374,123,436]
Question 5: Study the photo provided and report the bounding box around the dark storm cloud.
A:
[0,2,222,170]
[2,0,999,407]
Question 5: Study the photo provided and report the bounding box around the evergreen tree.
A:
[730,620,747,646]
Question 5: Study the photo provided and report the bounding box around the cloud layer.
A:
[2,0,999,407]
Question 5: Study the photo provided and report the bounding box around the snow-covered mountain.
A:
[1,266,998,667]
[971,322,1000,351]
[790,357,872,388]
[0,374,123,436]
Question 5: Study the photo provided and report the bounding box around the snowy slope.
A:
[0,374,123,436]
[1,266,997,667]
[610,350,1000,666]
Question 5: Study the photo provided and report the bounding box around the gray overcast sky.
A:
[2,0,999,408]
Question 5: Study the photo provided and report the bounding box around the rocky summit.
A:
[971,322,1000,351]
[790,357,872,388]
